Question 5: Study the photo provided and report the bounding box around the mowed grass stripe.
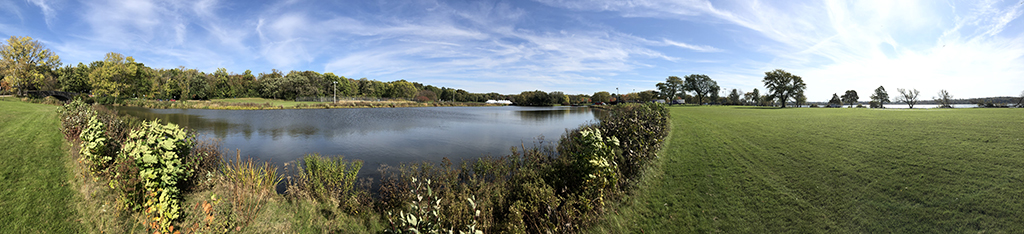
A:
[0,101,82,232]
[596,106,1024,233]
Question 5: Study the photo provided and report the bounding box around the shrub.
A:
[119,120,196,232]
[554,127,619,209]
[57,99,94,141]
[294,153,363,209]
[595,103,669,185]
[79,115,112,176]
[42,96,62,105]
[184,140,223,192]
[222,150,282,231]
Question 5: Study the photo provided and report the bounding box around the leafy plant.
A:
[556,127,619,208]
[119,120,196,232]
[79,115,111,176]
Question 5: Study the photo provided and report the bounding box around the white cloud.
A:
[26,0,56,28]
[541,0,1024,98]
[662,39,722,52]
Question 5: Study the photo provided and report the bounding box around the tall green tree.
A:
[829,93,842,107]
[56,63,91,93]
[841,90,859,108]
[387,80,417,99]
[749,88,761,106]
[762,69,806,108]
[0,36,61,96]
[683,74,718,105]
[728,89,741,105]
[896,88,920,109]
[591,91,612,103]
[89,52,148,98]
[656,76,684,101]
[870,86,890,108]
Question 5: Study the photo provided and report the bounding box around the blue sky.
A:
[2,0,1023,99]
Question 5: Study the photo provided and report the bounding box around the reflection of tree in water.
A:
[515,107,597,122]
[113,106,464,140]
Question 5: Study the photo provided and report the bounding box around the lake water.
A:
[112,106,599,184]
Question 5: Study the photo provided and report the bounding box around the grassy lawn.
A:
[596,106,1024,233]
[0,101,83,232]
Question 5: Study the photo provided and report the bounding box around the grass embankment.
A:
[597,106,1024,233]
[0,101,83,232]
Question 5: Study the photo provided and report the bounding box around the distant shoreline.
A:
[116,98,512,110]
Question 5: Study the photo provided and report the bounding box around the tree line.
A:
[656,69,808,107]
[1,36,660,106]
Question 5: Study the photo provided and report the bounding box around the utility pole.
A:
[333,81,337,103]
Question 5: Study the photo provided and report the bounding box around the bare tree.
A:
[934,89,953,108]
[1017,90,1023,107]
[896,88,921,109]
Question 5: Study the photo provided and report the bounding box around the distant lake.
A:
[112,106,599,188]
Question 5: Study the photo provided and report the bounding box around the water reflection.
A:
[113,106,598,184]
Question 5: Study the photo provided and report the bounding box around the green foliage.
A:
[119,120,196,231]
[829,93,842,107]
[555,128,619,208]
[515,90,563,106]
[762,69,806,108]
[296,153,362,208]
[656,76,685,101]
[596,103,670,184]
[88,52,149,99]
[842,90,859,107]
[79,115,111,175]
[591,91,612,103]
[683,74,718,105]
[374,103,669,233]
[870,86,890,108]
[0,36,62,96]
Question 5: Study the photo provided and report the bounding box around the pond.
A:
[112,106,599,185]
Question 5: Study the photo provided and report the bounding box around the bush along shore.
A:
[57,98,669,233]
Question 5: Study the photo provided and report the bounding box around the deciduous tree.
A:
[829,93,842,107]
[656,76,684,101]
[591,91,612,103]
[0,36,61,96]
[762,69,806,108]
[728,89,741,105]
[870,86,890,108]
[841,90,859,108]
[89,52,147,98]
[387,80,417,99]
[683,74,718,105]
[934,89,953,108]
[896,88,921,109]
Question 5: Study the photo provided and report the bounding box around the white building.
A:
[486,100,513,105]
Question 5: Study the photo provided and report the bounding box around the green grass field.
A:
[0,101,83,232]
[597,106,1024,233]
